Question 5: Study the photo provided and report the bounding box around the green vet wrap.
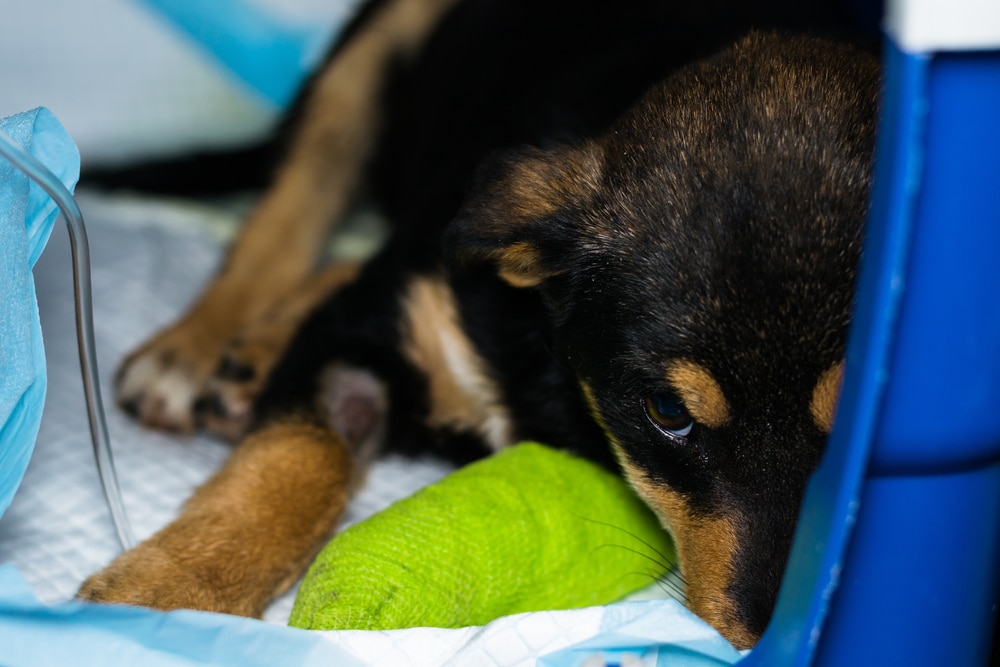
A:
[290,442,676,630]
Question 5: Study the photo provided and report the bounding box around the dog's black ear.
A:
[445,144,602,288]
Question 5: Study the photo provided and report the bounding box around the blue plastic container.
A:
[743,30,1000,667]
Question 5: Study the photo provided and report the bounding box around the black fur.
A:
[251,0,880,645]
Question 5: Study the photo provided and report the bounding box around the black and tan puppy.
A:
[80,0,880,649]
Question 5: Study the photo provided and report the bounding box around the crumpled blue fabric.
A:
[0,107,80,518]
[0,565,362,667]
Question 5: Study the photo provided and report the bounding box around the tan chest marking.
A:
[401,276,513,450]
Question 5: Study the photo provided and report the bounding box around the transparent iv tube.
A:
[0,128,136,551]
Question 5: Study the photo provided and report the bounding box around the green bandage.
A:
[289,442,675,631]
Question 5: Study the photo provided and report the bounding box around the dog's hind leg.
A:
[78,420,356,615]
[115,0,461,434]
[79,365,388,615]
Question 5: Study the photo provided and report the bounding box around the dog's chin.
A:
[677,541,770,650]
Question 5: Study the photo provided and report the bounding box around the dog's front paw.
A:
[198,338,278,441]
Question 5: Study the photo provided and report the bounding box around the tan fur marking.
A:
[401,276,513,449]
[450,143,603,284]
[497,242,558,288]
[488,146,602,287]
[79,420,355,616]
[811,361,844,433]
[578,380,624,451]
[666,360,730,429]
[626,469,754,649]
[506,145,603,221]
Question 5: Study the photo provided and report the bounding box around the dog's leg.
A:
[115,0,461,434]
[80,364,388,615]
[78,420,354,615]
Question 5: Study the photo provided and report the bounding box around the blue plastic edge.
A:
[741,35,1000,667]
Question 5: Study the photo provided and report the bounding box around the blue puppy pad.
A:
[0,565,362,667]
[0,107,80,517]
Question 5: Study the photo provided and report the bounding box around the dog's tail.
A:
[80,137,282,197]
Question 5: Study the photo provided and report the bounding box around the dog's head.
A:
[446,32,880,648]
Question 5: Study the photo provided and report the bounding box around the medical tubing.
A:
[0,129,136,551]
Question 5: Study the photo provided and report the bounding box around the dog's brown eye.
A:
[644,392,694,437]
